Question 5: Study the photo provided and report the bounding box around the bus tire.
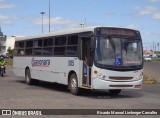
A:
[69,73,79,95]
[25,68,33,85]
[109,89,121,95]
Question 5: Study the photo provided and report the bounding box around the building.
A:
[0,27,7,55]
[143,50,153,55]
[0,27,15,56]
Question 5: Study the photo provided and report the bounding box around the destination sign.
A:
[96,28,139,36]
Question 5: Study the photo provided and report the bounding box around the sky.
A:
[0,0,160,50]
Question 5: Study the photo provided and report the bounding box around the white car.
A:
[152,54,157,58]
[144,56,152,61]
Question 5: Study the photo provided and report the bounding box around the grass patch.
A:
[152,58,160,62]
[143,75,157,84]
[4,59,13,66]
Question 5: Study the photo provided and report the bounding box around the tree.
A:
[7,47,14,55]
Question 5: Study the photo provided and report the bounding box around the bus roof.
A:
[15,26,96,41]
[15,26,138,41]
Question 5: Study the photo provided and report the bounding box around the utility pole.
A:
[49,0,51,33]
[40,12,45,34]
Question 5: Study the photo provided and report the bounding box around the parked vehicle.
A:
[152,54,157,58]
[144,56,152,61]
[0,65,5,77]
[6,55,13,59]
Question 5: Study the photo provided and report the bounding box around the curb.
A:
[143,81,157,84]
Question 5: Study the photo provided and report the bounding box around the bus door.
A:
[81,37,92,87]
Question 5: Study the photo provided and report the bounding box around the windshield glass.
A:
[95,36,143,70]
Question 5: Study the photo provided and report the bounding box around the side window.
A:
[25,40,33,55]
[15,42,18,48]
[54,36,66,55]
[43,38,53,47]
[66,35,78,56]
[55,37,66,45]
[54,47,65,55]
[43,47,53,55]
[66,46,77,55]
[43,37,53,56]
[26,40,33,48]
[18,42,24,48]
[67,35,78,45]
[34,39,43,47]
[33,39,43,56]
[14,41,25,56]
[25,49,32,56]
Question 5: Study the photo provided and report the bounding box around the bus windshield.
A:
[95,36,143,70]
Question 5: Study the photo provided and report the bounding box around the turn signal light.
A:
[94,70,97,74]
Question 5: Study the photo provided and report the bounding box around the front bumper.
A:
[92,78,143,90]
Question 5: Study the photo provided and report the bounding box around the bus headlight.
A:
[94,70,108,80]
[97,73,107,80]
[136,72,143,80]
[102,75,107,80]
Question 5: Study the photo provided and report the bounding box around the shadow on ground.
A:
[16,80,144,99]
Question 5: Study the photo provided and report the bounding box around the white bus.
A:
[13,26,143,95]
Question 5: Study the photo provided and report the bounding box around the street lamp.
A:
[40,12,45,34]
[49,0,51,33]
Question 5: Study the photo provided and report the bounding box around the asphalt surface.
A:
[144,62,160,83]
[0,65,159,118]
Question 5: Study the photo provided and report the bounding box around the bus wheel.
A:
[25,69,33,85]
[69,74,79,95]
[109,89,121,95]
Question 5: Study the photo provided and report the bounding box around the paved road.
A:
[144,62,160,83]
[0,66,159,118]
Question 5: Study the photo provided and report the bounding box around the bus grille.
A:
[109,77,133,80]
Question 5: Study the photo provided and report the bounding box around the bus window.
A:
[18,42,24,48]
[14,41,25,56]
[25,49,32,55]
[43,47,53,55]
[55,36,66,46]
[26,40,33,48]
[48,38,53,46]
[33,48,42,55]
[54,47,65,55]
[15,42,18,48]
[34,39,43,47]
[19,49,25,55]
[66,35,78,56]
[33,39,43,55]
[68,35,78,45]
[66,46,77,56]
[43,38,53,47]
